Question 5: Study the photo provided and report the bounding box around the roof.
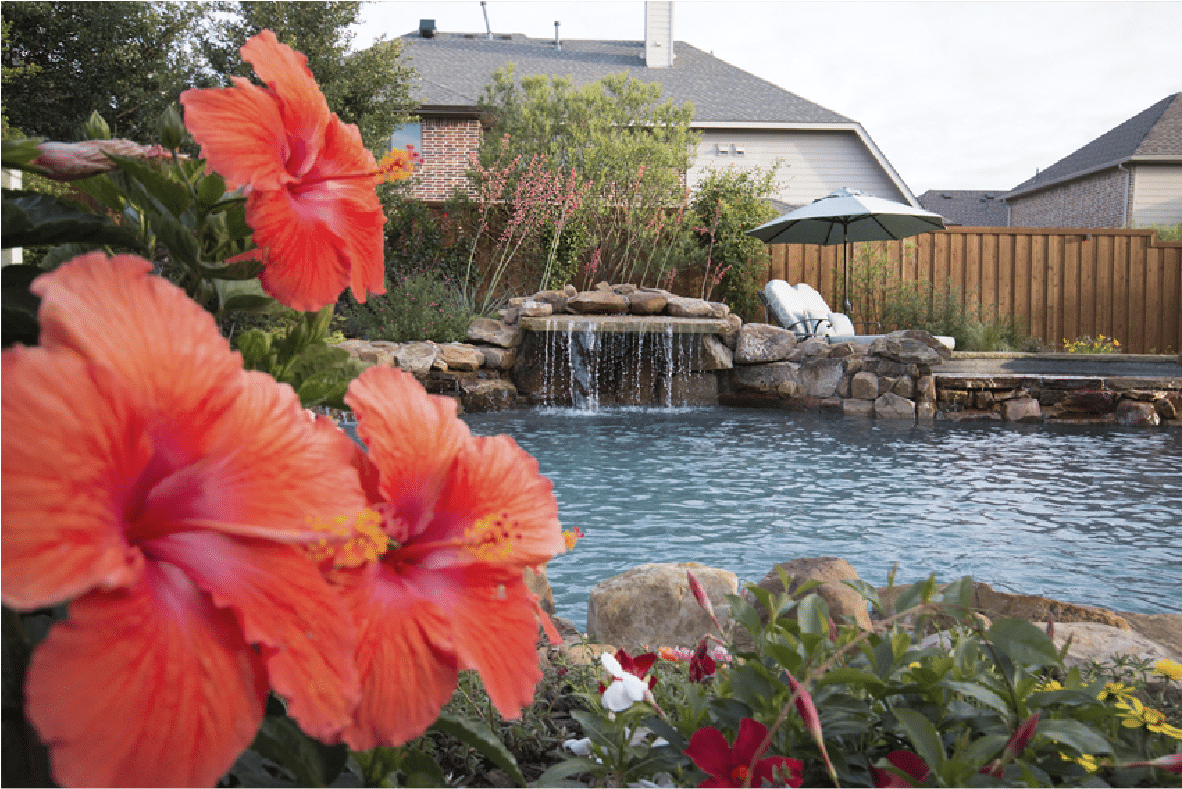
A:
[917,190,1009,227]
[1006,92,1182,199]
[400,31,852,125]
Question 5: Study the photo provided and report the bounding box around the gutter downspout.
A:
[1117,162,1130,227]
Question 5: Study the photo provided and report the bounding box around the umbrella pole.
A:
[842,241,851,314]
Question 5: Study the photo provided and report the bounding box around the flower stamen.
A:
[305,509,390,567]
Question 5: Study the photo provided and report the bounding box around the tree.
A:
[1,1,209,142]
[201,1,416,153]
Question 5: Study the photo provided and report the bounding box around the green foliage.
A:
[1138,222,1182,242]
[334,270,473,343]
[201,1,415,153]
[1,1,210,142]
[687,167,780,320]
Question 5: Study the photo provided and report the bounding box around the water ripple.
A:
[464,408,1182,627]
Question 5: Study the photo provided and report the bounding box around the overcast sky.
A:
[349,1,1182,197]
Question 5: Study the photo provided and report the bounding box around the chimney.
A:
[418,19,436,38]
[644,1,674,68]
[554,20,561,50]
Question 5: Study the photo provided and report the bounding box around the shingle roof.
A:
[917,190,1008,227]
[400,31,852,124]
[1006,93,1182,198]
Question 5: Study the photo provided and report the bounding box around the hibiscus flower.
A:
[180,30,416,313]
[684,718,803,788]
[600,649,658,712]
[324,366,566,749]
[1,252,368,787]
[870,750,931,787]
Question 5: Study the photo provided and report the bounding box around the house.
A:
[396,2,918,209]
[1004,92,1182,228]
[916,190,1008,227]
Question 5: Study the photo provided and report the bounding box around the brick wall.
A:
[410,117,482,202]
[1007,168,1130,228]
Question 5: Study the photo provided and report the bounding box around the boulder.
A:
[519,299,553,318]
[468,317,522,348]
[916,400,937,420]
[1115,400,1160,426]
[916,374,937,402]
[868,331,945,366]
[460,379,518,412]
[708,301,731,319]
[611,283,638,295]
[734,324,797,363]
[721,314,743,350]
[748,557,872,631]
[874,391,916,419]
[1034,621,1182,668]
[892,376,916,399]
[1060,390,1118,414]
[787,337,831,362]
[697,335,734,371]
[481,346,517,370]
[436,343,485,372]
[666,296,717,318]
[568,290,628,314]
[1155,394,1180,420]
[730,361,800,393]
[585,562,738,650]
[524,565,555,617]
[531,290,570,314]
[333,339,371,358]
[629,290,668,315]
[843,399,874,417]
[357,348,396,366]
[395,342,437,376]
[799,358,846,398]
[1001,396,1042,422]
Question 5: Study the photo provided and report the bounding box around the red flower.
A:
[1,253,367,787]
[325,366,566,748]
[870,750,931,787]
[684,718,803,788]
[181,30,411,313]
[689,636,717,683]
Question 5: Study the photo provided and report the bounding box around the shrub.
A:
[334,269,472,343]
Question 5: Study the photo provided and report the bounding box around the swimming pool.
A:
[461,408,1182,628]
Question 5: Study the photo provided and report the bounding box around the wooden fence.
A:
[764,227,1182,354]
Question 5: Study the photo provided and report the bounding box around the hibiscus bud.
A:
[157,103,187,150]
[1125,754,1182,774]
[787,671,837,782]
[84,110,111,140]
[687,569,723,632]
[29,139,164,181]
[1045,615,1055,641]
[1003,711,1040,760]
[828,615,838,643]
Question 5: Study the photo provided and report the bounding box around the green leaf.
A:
[1,138,46,168]
[841,578,882,611]
[2,264,43,348]
[2,189,145,251]
[938,679,1013,718]
[249,714,348,787]
[108,153,191,217]
[955,732,1010,768]
[796,592,830,636]
[309,303,335,338]
[892,707,946,771]
[399,750,446,788]
[139,206,200,270]
[987,619,1061,668]
[197,172,226,206]
[72,174,130,214]
[1036,719,1113,756]
[814,667,887,695]
[893,578,932,615]
[569,708,613,749]
[216,278,277,314]
[430,711,527,786]
[296,371,349,408]
[202,253,267,281]
[235,329,276,372]
[531,756,601,787]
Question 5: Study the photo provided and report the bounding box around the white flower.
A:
[600,651,650,712]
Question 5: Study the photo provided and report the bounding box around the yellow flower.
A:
[1099,681,1130,701]
[1153,658,1182,682]
[1072,753,1099,773]
[1148,719,1182,740]
[1035,679,1064,691]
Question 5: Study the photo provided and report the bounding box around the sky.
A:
[349,1,1182,198]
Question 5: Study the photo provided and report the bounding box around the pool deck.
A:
[939,352,1182,382]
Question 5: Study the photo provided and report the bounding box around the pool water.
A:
[461,408,1182,628]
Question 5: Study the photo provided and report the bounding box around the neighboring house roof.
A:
[917,190,1009,226]
[1006,92,1182,199]
[401,32,851,124]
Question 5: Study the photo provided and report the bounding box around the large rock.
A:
[481,346,517,370]
[874,391,916,419]
[468,317,522,348]
[1034,621,1181,668]
[531,290,570,314]
[799,358,846,398]
[519,299,553,318]
[880,581,1133,630]
[730,361,800,393]
[666,296,717,318]
[747,557,872,631]
[1060,390,1118,414]
[868,331,946,366]
[568,290,628,314]
[629,290,668,315]
[436,343,485,372]
[586,562,737,650]
[460,379,518,412]
[697,334,734,371]
[734,324,797,363]
[524,565,555,617]
[1115,400,1160,426]
[395,342,438,376]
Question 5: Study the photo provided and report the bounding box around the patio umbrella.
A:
[747,187,946,313]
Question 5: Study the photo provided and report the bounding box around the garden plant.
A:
[4,28,1181,789]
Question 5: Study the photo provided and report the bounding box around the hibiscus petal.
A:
[180,77,291,190]
[31,253,244,429]
[684,726,734,780]
[754,756,803,788]
[2,347,145,608]
[344,366,471,541]
[240,29,330,176]
[149,531,360,740]
[331,562,459,749]
[25,562,268,788]
[732,717,770,770]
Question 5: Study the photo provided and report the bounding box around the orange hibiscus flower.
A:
[323,366,566,749]
[180,30,411,313]
[1,253,368,787]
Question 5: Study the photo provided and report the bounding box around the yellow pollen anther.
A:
[373,148,417,185]
[463,512,520,562]
[305,509,390,567]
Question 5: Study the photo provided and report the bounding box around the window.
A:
[389,121,422,153]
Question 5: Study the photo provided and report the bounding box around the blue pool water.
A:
[461,408,1182,628]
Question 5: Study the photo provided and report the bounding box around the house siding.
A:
[1130,163,1182,226]
[412,117,483,201]
[1006,168,1128,228]
[688,129,909,207]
